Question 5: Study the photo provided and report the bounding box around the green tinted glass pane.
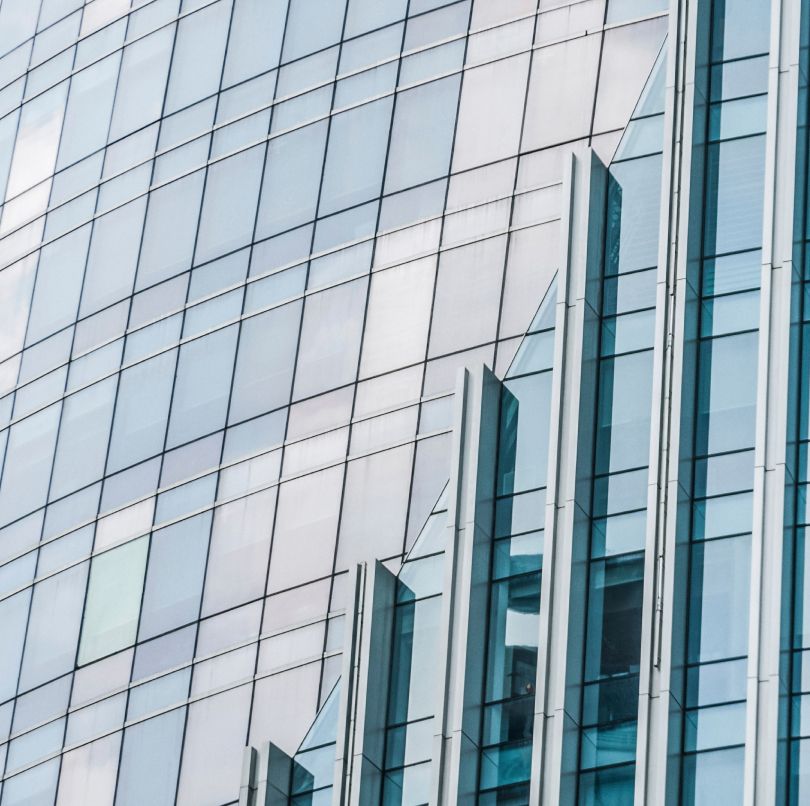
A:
[79,536,148,664]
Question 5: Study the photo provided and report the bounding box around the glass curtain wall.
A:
[673,0,770,799]
[380,497,448,806]
[572,57,665,805]
[477,285,556,804]
[289,682,341,805]
[781,0,810,797]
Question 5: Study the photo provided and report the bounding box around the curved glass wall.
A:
[0,0,672,801]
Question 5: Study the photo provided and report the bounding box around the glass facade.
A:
[0,0,806,804]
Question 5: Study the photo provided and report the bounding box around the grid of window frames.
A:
[381,496,447,806]
[574,56,665,805]
[0,0,668,803]
[477,286,556,803]
[288,681,341,805]
[674,0,770,798]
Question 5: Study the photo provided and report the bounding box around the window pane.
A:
[26,225,90,343]
[0,403,61,526]
[107,350,176,473]
[6,83,67,198]
[195,144,264,264]
[19,564,87,691]
[345,0,407,35]
[268,467,344,593]
[452,54,529,172]
[165,0,231,114]
[704,135,766,257]
[139,512,212,640]
[176,685,252,806]
[428,237,505,357]
[109,26,174,140]
[385,75,460,193]
[0,591,31,701]
[359,257,434,378]
[229,301,302,424]
[115,710,185,806]
[57,52,120,169]
[56,734,120,806]
[522,35,600,151]
[319,97,393,215]
[282,0,347,62]
[223,0,286,86]
[167,325,238,449]
[293,278,368,400]
[257,121,328,237]
[137,171,205,290]
[51,378,116,500]
[203,489,276,616]
[688,535,751,664]
[80,198,147,316]
[79,537,148,664]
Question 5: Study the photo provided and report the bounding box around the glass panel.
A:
[79,537,148,664]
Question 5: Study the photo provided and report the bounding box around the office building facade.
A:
[0,0,806,803]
